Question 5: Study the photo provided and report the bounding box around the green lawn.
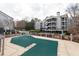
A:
[11,35,58,56]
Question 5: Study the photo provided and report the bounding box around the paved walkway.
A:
[0,37,36,56]
[0,35,79,56]
[32,36,79,56]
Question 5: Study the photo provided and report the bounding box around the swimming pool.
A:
[11,35,58,56]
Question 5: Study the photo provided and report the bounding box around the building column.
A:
[0,39,1,52]
[1,39,5,55]
[0,38,5,55]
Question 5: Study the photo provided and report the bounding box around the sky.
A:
[0,0,79,21]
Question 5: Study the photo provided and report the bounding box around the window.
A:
[47,27,51,29]
[47,19,51,22]
[47,23,51,26]
[61,22,67,25]
[61,17,67,21]
[52,27,56,30]
[61,17,64,21]
[52,23,56,25]
[62,26,65,29]
[52,18,57,21]
[62,22,65,25]
[61,26,67,30]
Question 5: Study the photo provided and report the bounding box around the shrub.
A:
[73,35,79,43]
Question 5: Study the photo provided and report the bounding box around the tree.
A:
[25,18,41,30]
[66,3,79,34]
[18,17,41,30]
[67,3,79,18]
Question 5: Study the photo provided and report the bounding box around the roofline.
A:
[0,10,13,20]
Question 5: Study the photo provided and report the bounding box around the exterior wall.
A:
[61,16,68,31]
[41,20,46,31]
[56,16,61,30]
[42,14,68,32]
[56,12,61,30]
[35,21,41,30]
[0,11,14,30]
[15,20,26,30]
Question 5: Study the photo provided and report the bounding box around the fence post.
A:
[70,34,73,41]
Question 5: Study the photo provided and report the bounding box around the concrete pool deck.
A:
[1,35,79,56]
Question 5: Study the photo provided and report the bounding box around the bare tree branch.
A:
[66,3,79,34]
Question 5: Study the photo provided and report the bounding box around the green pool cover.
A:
[11,35,58,56]
[11,36,33,47]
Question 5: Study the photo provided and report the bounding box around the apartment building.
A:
[0,11,14,31]
[42,12,69,32]
[35,20,42,30]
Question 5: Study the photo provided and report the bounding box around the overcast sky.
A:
[0,0,79,21]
